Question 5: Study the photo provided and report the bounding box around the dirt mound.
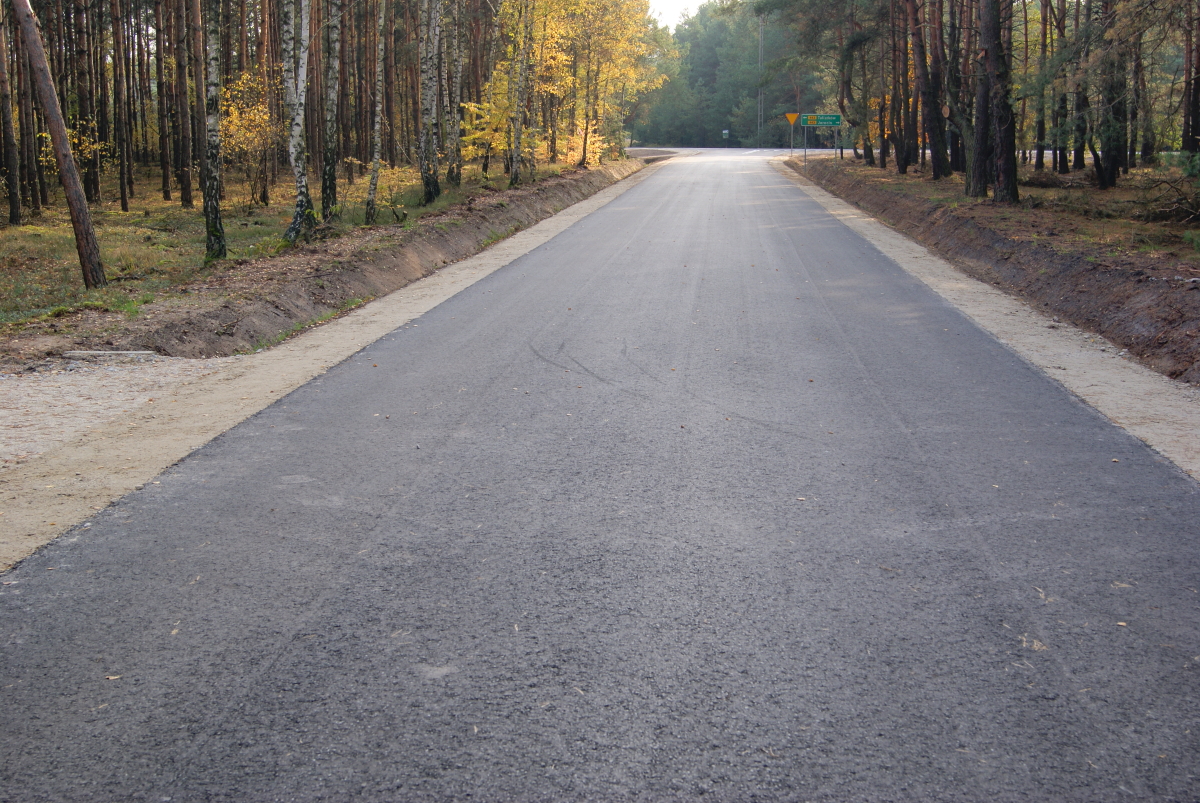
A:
[3,161,643,366]
[793,159,1200,384]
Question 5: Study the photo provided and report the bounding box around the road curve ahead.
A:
[3,149,1199,801]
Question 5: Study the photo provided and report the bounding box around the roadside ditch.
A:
[791,158,1200,385]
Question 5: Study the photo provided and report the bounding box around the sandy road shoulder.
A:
[0,161,669,571]
[773,157,1200,483]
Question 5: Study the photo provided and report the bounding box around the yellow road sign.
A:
[785,113,799,125]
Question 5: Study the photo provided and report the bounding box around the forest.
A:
[0,0,668,289]
[635,0,1200,201]
[2,0,1198,302]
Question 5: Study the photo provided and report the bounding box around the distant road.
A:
[3,149,1198,801]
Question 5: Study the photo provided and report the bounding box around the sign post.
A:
[785,113,799,154]
[798,114,843,168]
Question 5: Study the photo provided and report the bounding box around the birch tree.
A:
[418,0,442,204]
[444,0,465,186]
[204,0,226,257]
[281,0,315,242]
[365,0,386,224]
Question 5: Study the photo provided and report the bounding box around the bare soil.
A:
[1,161,642,371]
[792,158,1200,385]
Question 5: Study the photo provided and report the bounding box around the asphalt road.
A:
[4,149,1199,801]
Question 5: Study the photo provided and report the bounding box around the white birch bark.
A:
[282,0,314,242]
[203,0,225,258]
[418,0,441,204]
[444,0,463,186]
[364,0,386,224]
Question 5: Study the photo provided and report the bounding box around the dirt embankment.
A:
[3,161,642,367]
[792,158,1200,385]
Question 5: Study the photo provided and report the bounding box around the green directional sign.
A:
[800,114,842,126]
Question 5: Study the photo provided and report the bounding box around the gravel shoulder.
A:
[0,162,666,570]
[773,157,1200,483]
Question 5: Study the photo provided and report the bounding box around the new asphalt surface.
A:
[3,150,1199,801]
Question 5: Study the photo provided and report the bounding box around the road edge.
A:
[771,157,1200,483]
[0,160,670,572]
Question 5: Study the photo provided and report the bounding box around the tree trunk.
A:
[175,0,194,206]
[364,0,385,224]
[203,0,224,257]
[0,5,22,224]
[510,0,532,185]
[982,0,1018,201]
[1138,36,1156,164]
[877,38,888,168]
[967,46,992,197]
[1072,85,1088,170]
[417,0,440,203]
[891,0,910,174]
[908,0,950,177]
[1128,32,1141,170]
[220,0,231,77]
[281,0,315,242]
[154,0,171,199]
[320,0,341,221]
[1034,0,1047,170]
[12,0,105,287]
[111,0,130,211]
[74,0,99,202]
[237,0,246,72]
[190,0,207,190]
[1095,0,1125,189]
[444,0,463,187]
[1187,10,1200,154]
[14,28,39,212]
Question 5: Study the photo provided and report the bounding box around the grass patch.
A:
[0,160,578,327]
[481,225,521,248]
[243,296,373,353]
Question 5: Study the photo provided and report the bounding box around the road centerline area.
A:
[3,150,1198,801]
